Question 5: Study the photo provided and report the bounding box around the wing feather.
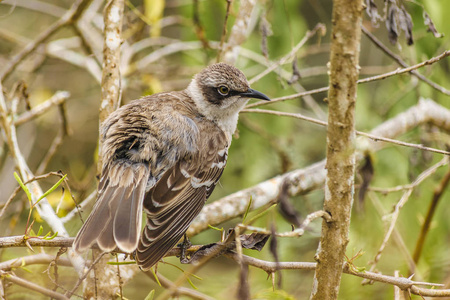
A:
[137,130,228,270]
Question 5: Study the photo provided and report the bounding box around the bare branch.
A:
[362,25,450,96]
[248,23,326,85]
[0,253,72,271]
[243,108,450,156]
[0,271,69,300]
[412,167,450,265]
[0,0,92,82]
[146,272,215,300]
[368,157,449,273]
[246,50,450,109]
[13,91,70,126]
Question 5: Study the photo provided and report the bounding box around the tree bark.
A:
[310,0,363,299]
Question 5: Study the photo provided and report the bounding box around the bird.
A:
[73,63,270,271]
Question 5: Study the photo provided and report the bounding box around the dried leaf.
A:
[277,180,301,227]
[186,230,269,264]
[423,11,444,38]
[287,58,301,85]
[240,232,270,251]
[399,5,414,45]
[358,155,374,210]
[260,13,272,60]
[385,4,399,45]
[365,0,381,27]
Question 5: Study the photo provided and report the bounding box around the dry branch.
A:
[0,271,69,300]
[0,0,92,82]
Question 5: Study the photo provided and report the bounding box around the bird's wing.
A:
[137,127,228,271]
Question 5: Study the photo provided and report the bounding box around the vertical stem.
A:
[98,0,124,169]
[310,1,363,299]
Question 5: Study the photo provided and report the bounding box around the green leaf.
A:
[207,224,223,232]
[186,276,198,290]
[43,231,58,240]
[37,226,43,236]
[144,290,155,300]
[150,268,161,287]
[14,172,31,202]
[242,196,253,223]
[37,174,67,203]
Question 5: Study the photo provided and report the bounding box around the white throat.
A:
[186,79,248,142]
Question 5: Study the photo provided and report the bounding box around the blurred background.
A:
[0,0,449,298]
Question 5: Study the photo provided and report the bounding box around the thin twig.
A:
[368,157,449,273]
[65,252,106,298]
[237,210,331,237]
[145,271,215,300]
[223,253,449,296]
[246,50,450,109]
[362,25,450,96]
[249,23,325,85]
[60,189,97,224]
[0,271,69,300]
[14,91,70,126]
[0,253,72,271]
[217,0,233,62]
[357,50,450,84]
[242,108,450,156]
[412,167,450,265]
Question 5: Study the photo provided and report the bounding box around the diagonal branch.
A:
[0,0,92,82]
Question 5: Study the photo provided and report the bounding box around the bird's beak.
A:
[240,88,271,101]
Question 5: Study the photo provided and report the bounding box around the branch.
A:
[246,50,450,109]
[368,157,449,273]
[310,0,362,298]
[0,271,69,300]
[13,91,70,126]
[248,23,326,85]
[362,26,450,96]
[0,0,92,82]
[412,167,450,265]
[242,108,450,156]
[0,253,72,271]
[224,254,450,297]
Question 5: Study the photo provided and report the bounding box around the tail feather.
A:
[114,179,146,252]
[73,162,149,254]
[72,187,115,253]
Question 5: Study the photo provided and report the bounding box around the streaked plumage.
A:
[73,63,270,270]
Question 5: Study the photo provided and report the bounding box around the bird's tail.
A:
[73,161,148,254]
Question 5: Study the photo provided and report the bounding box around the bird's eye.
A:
[217,86,230,96]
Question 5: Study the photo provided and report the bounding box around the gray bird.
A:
[73,63,270,270]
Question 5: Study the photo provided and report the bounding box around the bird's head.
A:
[187,63,270,138]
